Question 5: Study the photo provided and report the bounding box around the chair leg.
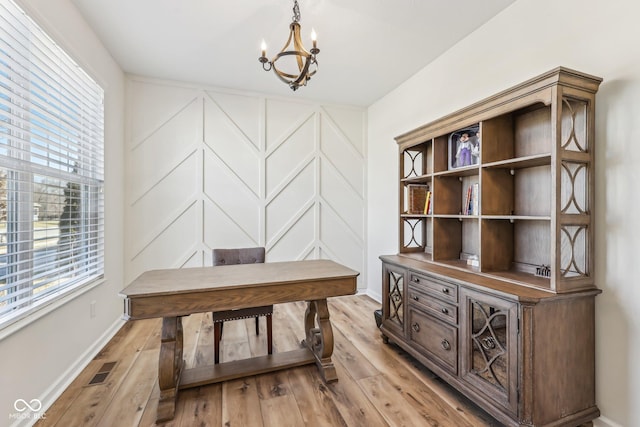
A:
[255,316,260,335]
[214,321,222,364]
[267,315,273,355]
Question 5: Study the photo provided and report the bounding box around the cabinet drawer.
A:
[408,308,457,375]
[408,286,458,324]
[409,271,458,303]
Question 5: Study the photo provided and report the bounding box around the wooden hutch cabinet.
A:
[379,67,602,426]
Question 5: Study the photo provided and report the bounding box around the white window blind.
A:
[0,0,104,326]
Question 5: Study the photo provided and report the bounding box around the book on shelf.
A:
[463,183,479,215]
[472,183,478,215]
[407,184,429,214]
[423,191,432,215]
[464,186,472,215]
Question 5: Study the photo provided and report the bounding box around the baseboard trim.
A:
[594,415,624,427]
[10,316,125,427]
[364,288,382,304]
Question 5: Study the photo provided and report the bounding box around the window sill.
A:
[0,276,105,341]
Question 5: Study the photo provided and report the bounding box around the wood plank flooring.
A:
[36,295,499,427]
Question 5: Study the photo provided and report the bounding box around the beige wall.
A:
[124,76,367,288]
[367,0,640,425]
[0,0,125,425]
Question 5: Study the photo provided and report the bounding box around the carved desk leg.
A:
[157,316,184,422]
[302,299,337,382]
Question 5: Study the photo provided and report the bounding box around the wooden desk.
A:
[120,259,359,422]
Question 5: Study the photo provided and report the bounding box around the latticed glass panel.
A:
[387,270,404,327]
[561,98,588,152]
[403,218,424,249]
[560,225,588,278]
[403,149,424,179]
[561,161,588,214]
[470,300,508,391]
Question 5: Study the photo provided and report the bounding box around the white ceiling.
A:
[71,0,516,107]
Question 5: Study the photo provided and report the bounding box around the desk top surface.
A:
[121,259,360,298]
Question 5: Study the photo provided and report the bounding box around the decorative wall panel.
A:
[125,78,366,289]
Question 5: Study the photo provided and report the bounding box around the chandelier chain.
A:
[292,0,301,23]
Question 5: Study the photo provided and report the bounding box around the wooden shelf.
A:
[431,214,478,219]
[401,174,431,183]
[482,153,551,170]
[481,215,551,221]
[433,258,480,274]
[483,269,551,289]
[396,67,600,293]
[433,166,480,178]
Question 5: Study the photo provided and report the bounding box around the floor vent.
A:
[87,361,117,386]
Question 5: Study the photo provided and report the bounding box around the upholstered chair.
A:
[211,247,273,364]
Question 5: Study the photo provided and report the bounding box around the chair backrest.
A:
[212,247,265,266]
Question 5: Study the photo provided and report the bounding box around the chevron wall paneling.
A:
[125,78,367,289]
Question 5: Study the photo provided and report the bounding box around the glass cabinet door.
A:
[460,289,519,416]
[382,263,406,335]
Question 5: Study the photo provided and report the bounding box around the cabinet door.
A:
[382,263,406,335]
[460,289,519,416]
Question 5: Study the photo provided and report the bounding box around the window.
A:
[0,0,104,327]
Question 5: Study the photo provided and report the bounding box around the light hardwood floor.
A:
[36,295,498,426]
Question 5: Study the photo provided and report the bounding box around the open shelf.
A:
[434,214,480,219]
[433,166,480,178]
[395,68,599,293]
[484,269,551,290]
[481,215,551,221]
[434,259,481,274]
[482,153,551,170]
[401,174,431,183]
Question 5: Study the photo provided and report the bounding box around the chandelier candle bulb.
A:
[261,40,267,58]
[311,28,317,49]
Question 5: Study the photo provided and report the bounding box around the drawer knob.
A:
[412,295,419,301]
[442,288,449,294]
[412,323,420,332]
[441,339,451,351]
[415,277,420,283]
[441,307,449,314]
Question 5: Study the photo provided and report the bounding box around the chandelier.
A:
[258,0,320,91]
